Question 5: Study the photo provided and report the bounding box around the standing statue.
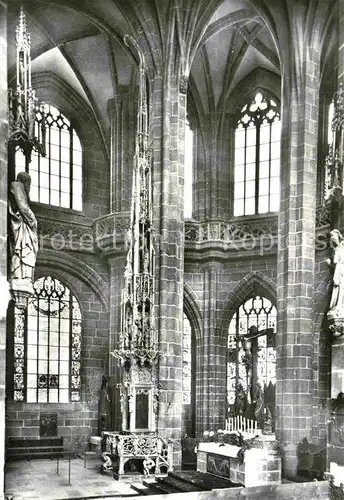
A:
[234,383,247,417]
[327,229,344,321]
[8,172,38,306]
[254,382,264,430]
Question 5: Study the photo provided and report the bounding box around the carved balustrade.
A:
[87,207,331,257]
[101,431,173,478]
[92,212,130,254]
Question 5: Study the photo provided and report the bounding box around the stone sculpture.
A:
[8,172,38,308]
[234,383,247,416]
[327,229,344,326]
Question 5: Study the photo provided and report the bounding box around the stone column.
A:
[108,87,137,213]
[149,74,186,467]
[0,2,8,499]
[197,266,226,434]
[276,42,321,475]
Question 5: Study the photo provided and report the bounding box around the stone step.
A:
[158,475,202,492]
[143,480,177,495]
[131,482,156,495]
[169,470,235,490]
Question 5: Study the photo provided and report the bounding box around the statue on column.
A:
[8,172,38,308]
[327,229,344,331]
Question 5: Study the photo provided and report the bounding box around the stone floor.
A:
[5,457,138,500]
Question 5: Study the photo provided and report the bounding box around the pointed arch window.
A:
[15,104,83,211]
[182,312,196,437]
[234,92,280,216]
[13,276,82,403]
[183,312,192,404]
[227,295,276,412]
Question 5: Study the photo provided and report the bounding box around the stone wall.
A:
[6,254,110,452]
[183,236,332,454]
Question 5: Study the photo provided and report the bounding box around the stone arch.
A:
[37,249,109,312]
[182,282,201,438]
[32,71,108,160]
[220,271,277,338]
[183,282,202,341]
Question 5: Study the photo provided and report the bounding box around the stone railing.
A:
[40,205,325,256]
[184,215,278,244]
[37,216,94,253]
[184,206,330,251]
[92,212,130,254]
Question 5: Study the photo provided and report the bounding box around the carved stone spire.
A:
[111,35,162,433]
[8,7,46,163]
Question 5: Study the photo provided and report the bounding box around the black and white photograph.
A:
[0,0,342,499]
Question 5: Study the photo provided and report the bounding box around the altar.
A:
[196,434,281,488]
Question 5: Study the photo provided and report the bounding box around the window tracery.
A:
[13,276,81,403]
[182,312,192,404]
[227,295,276,410]
[15,104,82,211]
[234,92,280,216]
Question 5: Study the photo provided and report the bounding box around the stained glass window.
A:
[182,313,192,404]
[227,296,276,407]
[234,92,280,216]
[13,276,81,403]
[15,104,82,211]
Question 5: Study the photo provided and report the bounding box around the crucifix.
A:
[240,325,274,404]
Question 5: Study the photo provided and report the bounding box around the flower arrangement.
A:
[201,429,258,463]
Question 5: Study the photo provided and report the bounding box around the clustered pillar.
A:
[150,74,186,467]
[276,45,321,475]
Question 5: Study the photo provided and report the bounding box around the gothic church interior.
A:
[0,0,343,497]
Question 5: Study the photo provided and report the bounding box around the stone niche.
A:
[197,435,281,488]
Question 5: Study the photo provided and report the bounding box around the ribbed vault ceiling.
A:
[7,0,335,139]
